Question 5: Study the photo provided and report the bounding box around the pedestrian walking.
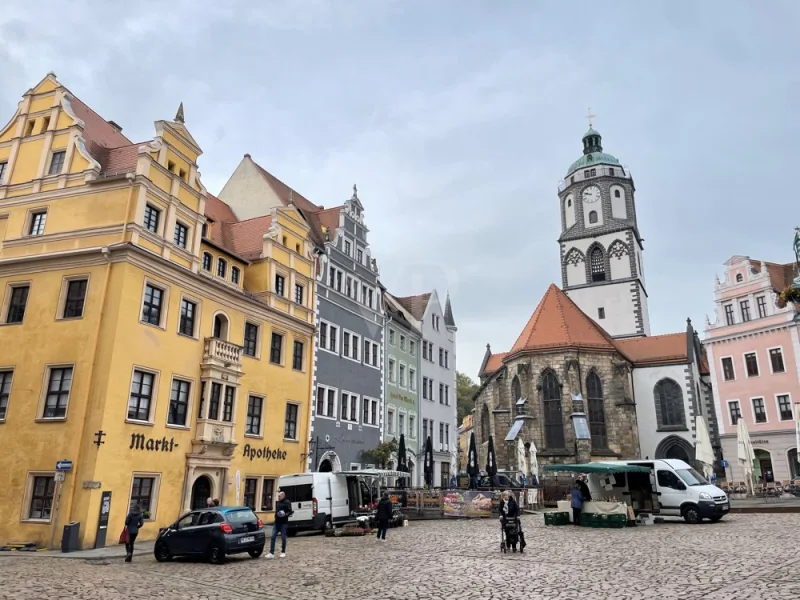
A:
[124,504,144,562]
[375,492,393,542]
[267,491,293,558]
[570,482,585,526]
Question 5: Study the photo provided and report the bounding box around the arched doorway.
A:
[319,459,333,472]
[655,435,695,464]
[190,475,213,509]
[788,448,799,479]
[754,449,774,482]
[213,313,229,340]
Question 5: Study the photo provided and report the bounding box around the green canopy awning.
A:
[544,463,651,474]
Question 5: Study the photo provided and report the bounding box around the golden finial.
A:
[585,108,596,128]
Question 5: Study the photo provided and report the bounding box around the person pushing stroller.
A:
[498,491,526,553]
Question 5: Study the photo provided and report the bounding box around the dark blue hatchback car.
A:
[154,506,265,564]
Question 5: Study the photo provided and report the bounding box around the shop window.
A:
[129,475,156,514]
[27,475,56,520]
[243,478,258,510]
[261,479,275,511]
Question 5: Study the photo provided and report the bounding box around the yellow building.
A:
[457,413,474,472]
[0,73,316,549]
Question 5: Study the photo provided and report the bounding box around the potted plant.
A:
[776,286,800,309]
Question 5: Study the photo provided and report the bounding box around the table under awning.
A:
[544,463,651,474]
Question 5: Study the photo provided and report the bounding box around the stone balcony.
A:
[203,337,242,369]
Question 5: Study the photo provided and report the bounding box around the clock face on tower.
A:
[582,186,601,203]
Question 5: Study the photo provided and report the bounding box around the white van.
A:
[589,459,729,524]
[277,472,371,534]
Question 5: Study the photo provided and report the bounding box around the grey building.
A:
[311,189,385,472]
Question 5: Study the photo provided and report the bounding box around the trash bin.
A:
[61,522,81,553]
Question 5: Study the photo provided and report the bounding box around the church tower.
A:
[558,125,650,338]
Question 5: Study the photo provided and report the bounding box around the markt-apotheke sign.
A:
[129,433,179,452]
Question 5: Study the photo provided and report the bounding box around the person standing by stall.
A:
[375,492,393,542]
[570,482,585,526]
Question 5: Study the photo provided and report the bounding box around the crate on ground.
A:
[555,511,570,525]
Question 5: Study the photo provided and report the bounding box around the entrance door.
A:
[191,476,212,510]
[754,449,774,482]
[319,459,333,472]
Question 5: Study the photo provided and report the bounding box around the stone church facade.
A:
[474,126,719,475]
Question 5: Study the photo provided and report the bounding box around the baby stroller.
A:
[500,517,526,554]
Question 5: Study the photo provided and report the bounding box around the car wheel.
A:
[682,505,701,524]
[154,543,172,562]
[321,519,332,534]
[208,544,225,564]
[248,546,264,559]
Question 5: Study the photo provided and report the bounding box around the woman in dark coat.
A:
[124,504,144,562]
[375,492,393,542]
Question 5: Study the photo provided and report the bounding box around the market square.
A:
[1,514,799,600]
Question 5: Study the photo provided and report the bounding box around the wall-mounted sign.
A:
[82,481,102,489]
[751,439,770,445]
[389,392,415,404]
[56,460,73,471]
[129,433,179,452]
[243,444,287,462]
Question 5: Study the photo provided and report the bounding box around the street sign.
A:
[54,471,65,482]
[56,460,73,471]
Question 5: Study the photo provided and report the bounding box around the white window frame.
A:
[399,362,407,389]
[21,471,57,523]
[356,244,365,265]
[409,339,416,357]
[409,367,417,392]
[344,238,352,257]
[362,396,379,427]
[128,472,162,521]
[388,357,396,384]
[409,413,417,439]
[389,329,396,346]
[399,335,406,351]
[774,393,794,422]
[750,396,769,425]
[177,293,202,339]
[55,275,90,321]
[174,220,190,249]
[126,365,160,425]
[142,203,162,235]
[727,399,742,427]
[341,328,361,363]
[340,390,360,424]
[319,320,340,355]
[242,321,262,359]
[719,355,735,381]
[387,408,395,435]
[742,350,760,378]
[363,338,380,369]
[315,384,338,420]
[2,281,32,325]
[767,346,786,374]
[398,409,406,437]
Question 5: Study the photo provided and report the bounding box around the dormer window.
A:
[735,273,743,283]
[217,258,227,278]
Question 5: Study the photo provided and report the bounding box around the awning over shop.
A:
[337,469,408,478]
[504,419,524,441]
[544,462,651,474]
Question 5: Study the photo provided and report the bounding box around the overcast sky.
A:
[2,1,799,379]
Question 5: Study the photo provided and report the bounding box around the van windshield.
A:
[676,468,709,487]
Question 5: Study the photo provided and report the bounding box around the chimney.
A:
[108,120,123,133]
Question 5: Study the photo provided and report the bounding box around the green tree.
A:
[456,371,480,423]
[360,439,398,468]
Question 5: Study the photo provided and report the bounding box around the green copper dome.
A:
[565,128,621,177]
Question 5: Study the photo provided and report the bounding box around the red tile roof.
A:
[219,216,273,260]
[68,94,132,159]
[509,284,619,356]
[481,352,509,377]
[99,144,139,175]
[205,193,238,224]
[761,261,797,292]
[614,333,687,366]
[395,293,431,321]
[252,161,321,215]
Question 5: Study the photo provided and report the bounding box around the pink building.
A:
[705,256,800,483]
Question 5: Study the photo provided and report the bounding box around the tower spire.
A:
[175,102,185,123]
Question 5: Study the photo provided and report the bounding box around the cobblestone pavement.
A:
[1,514,799,599]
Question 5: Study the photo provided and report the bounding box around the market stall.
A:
[544,463,651,526]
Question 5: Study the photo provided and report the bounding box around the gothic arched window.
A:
[654,378,685,429]
[512,376,521,402]
[481,404,491,443]
[588,210,598,224]
[590,247,606,282]
[542,370,564,448]
[586,372,607,449]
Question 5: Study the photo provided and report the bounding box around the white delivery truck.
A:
[587,459,729,524]
[277,472,370,534]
